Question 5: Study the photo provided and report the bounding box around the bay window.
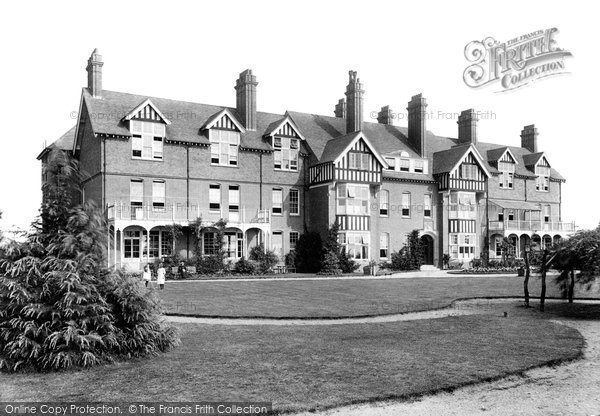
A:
[210,129,240,166]
[449,233,476,259]
[130,121,165,160]
[337,184,369,215]
[340,232,370,260]
[273,136,299,171]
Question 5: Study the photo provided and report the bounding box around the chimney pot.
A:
[86,48,103,98]
[235,69,258,130]
[345,70,364,133]
[334,98,346,118]
[457,109,478,144]
[377,105,393,125]
[521,124,538,153]
[407,94,428,156]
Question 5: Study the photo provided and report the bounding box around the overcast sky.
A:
[0,0,598,231]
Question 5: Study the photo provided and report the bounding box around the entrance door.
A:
[420,235,434,265]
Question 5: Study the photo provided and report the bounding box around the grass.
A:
[0,314,584,413]
[160,275,595,318]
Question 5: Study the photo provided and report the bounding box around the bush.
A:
[233,256,256,275]
[284,250,296,268]
[390,230,424,271]
[0,153,178,372]
[339,247,359,273]
[294,232,323,273]
[249,244,278,274]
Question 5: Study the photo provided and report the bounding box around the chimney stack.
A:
[235,69,258,131]
[377,105,393,125]
[520,124,538,153]
[334,98,346,118]
[407,94,427,156]
[457,109,478,144]
[345,71,364,133]
[86,48,103,98]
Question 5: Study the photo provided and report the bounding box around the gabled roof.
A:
[37,126,77,160]
[432,144,491,177]
[199,108,245,133]
[522,152,546,167]
[263,115,306,141]
[122,98,172,124]
[487,146,518,164]
[319,131,388,168]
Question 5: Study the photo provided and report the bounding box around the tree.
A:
[391,230,424,271]
[552,228,600,303]
[249,243,278,274]
[294,232,323,273]
[0,152,178,372]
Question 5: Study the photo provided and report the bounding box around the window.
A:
[124,230,141,258]
[424,194,432,218]
[544,205,550,223]
[379,190,389,216]
[130,121,165,160]
[449,233,476,259]
[498,161,515,189]
[449,192,477,219]
[337,184,370,215]
[228,185,240,214]
[535,165,550,192]
[272,189,283,214]
[152,180,165,211]
[289,189,299,215]
[149,231,160,258]
[203,232,218,256]
[349,152,369,170]
[495,237,503,257]
[508,210,515,221]
[290,231,300,250]
[414,159,425,173]
[340,232,369,260]
[384,157,396,170]
[130,179,143,219]
[161,232,172,256]
[379,233,389,259]
[210,129,240,166]
[400,158,410,172]
[272,231,283,257]
[460,163,478,180]
[402,192,411,217]
[273,137,299,171]
[209,184,221,211]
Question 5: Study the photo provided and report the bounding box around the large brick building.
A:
[38,50,575,270]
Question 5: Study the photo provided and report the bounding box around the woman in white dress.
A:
[156,262,166,290]
[142,264,152,287]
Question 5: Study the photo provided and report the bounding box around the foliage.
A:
[249,244,278,274]
[294,231,323,273]
[320,223,342,275]
[390,230,424,271]
[191,218,228,275]
[442,253,450,269]
[552,228,600,301]
[339,246,359,273]
[284,250,296,269]
[0,153,178,372]
[233,257,257,275]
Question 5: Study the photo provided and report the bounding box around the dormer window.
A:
[498,161,515,189]
[273,137,298,171]
[384,157,396,170]
[535,165,550,192]
[210,129,240,166]
[130,121,165,160]
[399,158,410,172]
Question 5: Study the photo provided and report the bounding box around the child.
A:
[142,264,152,287]
[156,262,166,290]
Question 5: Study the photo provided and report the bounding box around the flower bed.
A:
[448,267,519,275]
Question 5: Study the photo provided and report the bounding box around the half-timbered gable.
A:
[309,132,386,186]
[200,108,245,133]
[123,98,171,125]
[433,145,490,192]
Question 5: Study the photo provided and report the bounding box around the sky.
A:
[0,0,598,232]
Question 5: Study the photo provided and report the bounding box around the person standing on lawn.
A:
[142,264,152,287]
[156,262,166,290]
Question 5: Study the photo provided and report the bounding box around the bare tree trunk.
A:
[524,250,530,307]
[568,268,575,303]
[540,250,547,312]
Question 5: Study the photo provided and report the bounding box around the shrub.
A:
[249,244,278,274]
[284,250,296,269]
[391,230,424,271]
[0,153,178,372]
[294,232,323,273]
[233,256,256,275]
[339,247,359,273]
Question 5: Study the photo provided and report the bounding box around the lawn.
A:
[0,314,583,413]
[160,275,595,318]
